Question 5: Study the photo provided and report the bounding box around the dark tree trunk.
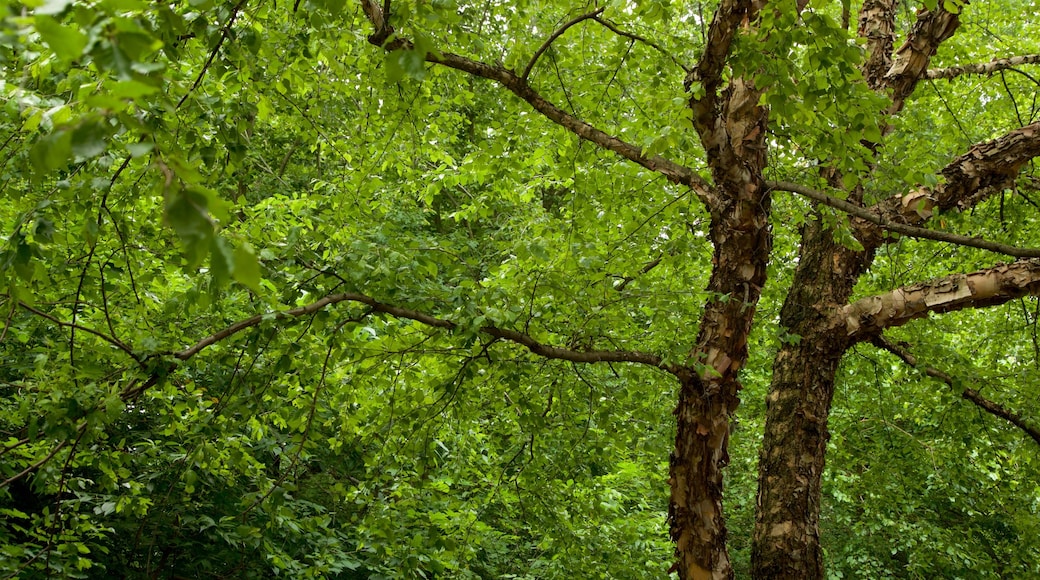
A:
[670,183,772,579]
[751,217,872,579]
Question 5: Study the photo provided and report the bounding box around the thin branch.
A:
[19,302,142,364]
[0,440,68,489]
[615,255,664,292]
[174,291,669,371]
[178,0,248,108]
[767,180,1040,258]
[926,54,1040,80]
[356,0,713,204]
[522,7,605,81]
[872,335,1040,447]
[591,16,690,73]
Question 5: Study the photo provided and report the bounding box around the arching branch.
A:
[522,7,605,81]
[357,1,713,204]
[174,291,669,370]
[871,335,1040,447]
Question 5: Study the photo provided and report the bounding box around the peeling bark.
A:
[857,0,898,89]
[671,0,773,573]
[926,54,1040,80]
[886,4,962,112]
[844,259,1040,338]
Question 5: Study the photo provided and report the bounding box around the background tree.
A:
[1,0,1039,578]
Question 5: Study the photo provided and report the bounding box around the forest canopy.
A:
[1,0,1040,578]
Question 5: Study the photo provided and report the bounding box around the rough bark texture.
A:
[751,3,1040,577]
[670,2,772,577]
[750,212,874,578]
[844,259,1040,338]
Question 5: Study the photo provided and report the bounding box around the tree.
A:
[1,0,1039,578]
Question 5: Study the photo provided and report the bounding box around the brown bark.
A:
[754,122,1040,577]
[752,3,973,577]
[886,4,962,113]
[670,1,773,574]
[844,259,1040,338]
[751,208,875,578]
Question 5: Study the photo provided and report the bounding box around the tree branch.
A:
[522,7,605,81]
[592,16,690,73]
[174,291,669,370]
[356,1,713,204]
[19,302,143,365]
[857,0,898,89]
[843,259,1040,339]
[767,180,1040,258]
[886,4,961,112]
[686,0,764,97]
[926,54,1040,80]
[871,335,1040,447]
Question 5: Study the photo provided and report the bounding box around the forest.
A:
[1,0,1039,578]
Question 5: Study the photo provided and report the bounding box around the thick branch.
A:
[357,1,713,204]
[175,291,668,370]
[857,0,898,90]
[843,259,1040,338]
[840,121,1040,252]
[522,7,605,80]
[767,180,1040,258]
[926,54,1040,80]
[872,335,1040,447]
[686,0,763,96]
[886,4,961,112]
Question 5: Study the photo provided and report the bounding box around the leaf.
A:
[29,129,73,174]
[232,243,262,293]
[71,121,108,159]
[34,0,73,15]
[33,15,88,61]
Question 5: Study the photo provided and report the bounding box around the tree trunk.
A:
[670,182,772,579]
[751,218,872,578]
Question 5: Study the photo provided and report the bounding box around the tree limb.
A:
[592,16,690,73]
[843,259,1040,338]
[767,180,1040,258]
[356,1,713,204]
[857,0,898,89]
[926,54,1040,80]
[871,335,1040,447]
[886,4,961,113]
[19,302,143,364]
[174,291,669,370]
[522,7,605,81]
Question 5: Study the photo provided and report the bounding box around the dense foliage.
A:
[1,0,1039,578]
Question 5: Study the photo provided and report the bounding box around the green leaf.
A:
[70,121,107,159]
[33,15,88,61]
[34,0,73,15]
[29,129,73,173]
[232,243,262,293]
